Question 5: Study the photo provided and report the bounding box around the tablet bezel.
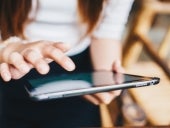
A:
[24,71,160,101]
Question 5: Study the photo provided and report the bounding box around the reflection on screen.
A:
[28,71,148,95]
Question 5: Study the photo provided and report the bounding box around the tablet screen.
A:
[25,71,156,96]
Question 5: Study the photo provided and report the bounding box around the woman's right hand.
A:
[0,40,75,82]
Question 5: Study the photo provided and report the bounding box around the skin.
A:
[0,41,76,80]
[0,38,124,105]
[83,37,124,105]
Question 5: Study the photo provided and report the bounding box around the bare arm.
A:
[84,0,134,104]
[90,37,122,71]
[83,37,124,105]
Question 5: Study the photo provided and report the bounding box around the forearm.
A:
[90,37,122,71]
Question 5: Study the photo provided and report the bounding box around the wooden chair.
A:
[100,0,170,127]
[123,0,170,78]
[122,0,170,125]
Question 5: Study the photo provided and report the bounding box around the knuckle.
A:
[8,52,19,64]
[36,40,53,48]
[23,49,34,59]
[1,49,9,62]
[45,45,56,53]
[51,48,60,56]
[45,46,64,60]
[24,51,31,59]
[35,41,47,47]
[37,40,49,44]
[44,45,53,53]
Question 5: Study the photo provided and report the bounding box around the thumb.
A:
[112,60,125,73]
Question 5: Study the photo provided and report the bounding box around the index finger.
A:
[91,92,117,104]
[53,43,71,52]
[44,45,75,71]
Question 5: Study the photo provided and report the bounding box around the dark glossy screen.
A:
[26,71,151,95]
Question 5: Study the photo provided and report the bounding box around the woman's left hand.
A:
[83,60,124,105]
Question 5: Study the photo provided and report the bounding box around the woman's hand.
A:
[83,60,124,105]
[0,41,75,81]
[84,37,124,105]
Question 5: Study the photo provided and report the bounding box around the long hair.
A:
[0,0,32,40]
[77,0,104,36]
[0,0,104,41]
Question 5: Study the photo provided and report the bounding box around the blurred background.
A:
[105,0,170,127]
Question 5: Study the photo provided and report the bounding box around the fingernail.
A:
[38,64,49,74]
[4,73,11,81]
[64,59,75,71]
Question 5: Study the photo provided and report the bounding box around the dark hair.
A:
[0,0,104,40]
[0,0,32,40]
[78,0,104,35]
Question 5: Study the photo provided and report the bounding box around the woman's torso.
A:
[25,0,90,56]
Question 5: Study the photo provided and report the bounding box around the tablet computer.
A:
[24,71,160,101]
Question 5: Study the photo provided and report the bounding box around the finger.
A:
[83,95,100,105]
[0,63,11,81]
[44,45,75,71]
[109,90,122,97]
[53,43,71,52]
[8,52,30,74]
[45,42,71,63]
[112,60,125,83]
[114,72,124,84]
[23,49,50,74]
[9,65,26,79]
[9,64,33,80]
[112,60,125,73]
[92,92,116,104]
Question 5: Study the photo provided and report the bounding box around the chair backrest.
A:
[100,1,170,127]
[122,0,170,79]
